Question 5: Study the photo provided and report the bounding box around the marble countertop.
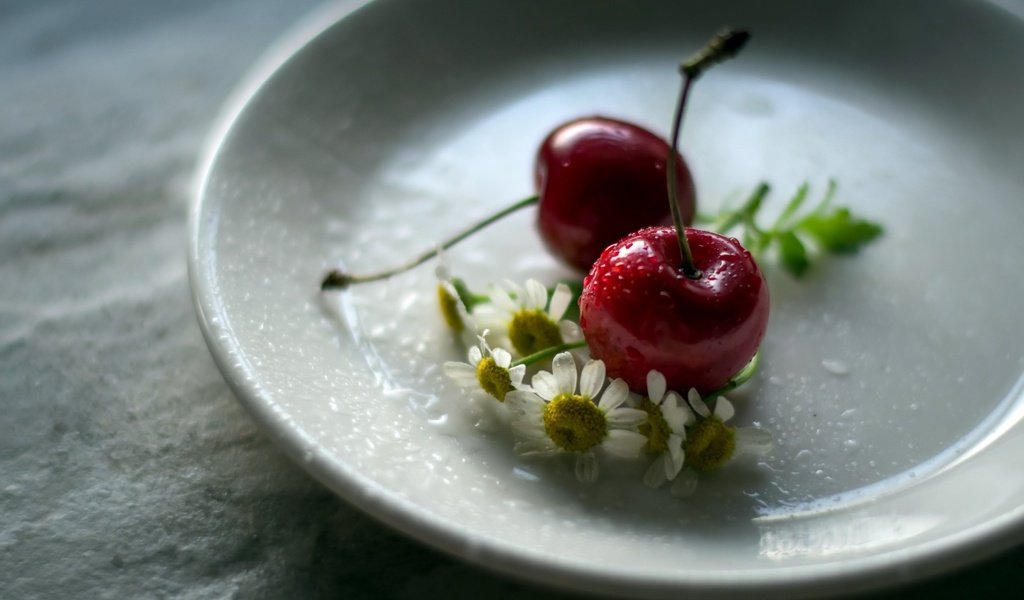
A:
[2,0,1022,597]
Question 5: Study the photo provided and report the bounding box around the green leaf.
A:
[742,226,765,253]
[819,178,838,213]
[776,231,810,276]
[772,182,809,231]
[451,277,488,310]
[716,182,769,235]
[741,183,769,222]
[797,207,884,253]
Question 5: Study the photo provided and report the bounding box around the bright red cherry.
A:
[578,226,769,394]
[534,116,697,272]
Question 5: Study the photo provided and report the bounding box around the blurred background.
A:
[1,0,1022,597]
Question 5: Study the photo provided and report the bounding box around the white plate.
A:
[189,1,1024,597]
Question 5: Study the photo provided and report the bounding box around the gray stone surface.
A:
[1,0,1022,598]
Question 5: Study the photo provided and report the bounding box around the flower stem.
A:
[703,352,760,403]
[321,195,539,290]
[512,340,588,367]
[667,28,751,279]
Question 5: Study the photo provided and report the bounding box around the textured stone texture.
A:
[1,1,1022,598]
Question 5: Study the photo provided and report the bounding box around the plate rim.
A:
[187,1,1024,597]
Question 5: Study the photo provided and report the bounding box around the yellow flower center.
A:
[508,309,561,356]
[474,357,512,401]
[638,397,671,455]
[542,393,607,453]
[683,417,736,471]
[437,284,464,332]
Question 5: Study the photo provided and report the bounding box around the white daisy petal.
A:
[605,407,647,428]
[646,370,667,404]
[714,397,736,422]
[597,378,627,412]
[508,365,527,388]
[515,442,560,458]
[525,279,548,310]
[490,285,518,313]
[443,362,476,383]
[472,396,507,427]
[644,456,669,489]
[558,320,583,344]
[471,304,501,323]
[448,374,479,388]
[547,283,572,321]
[512,410,544,431]
[661,393,689,433]
[579,359,606,399]
[492,347,512,369]
[735,427,774,455]
[664,448,678,480]
[504,279,525,294]
[602,430,647,458]
[552,352,578,395]
[519,400,545,419]
[625,391,643,409]
[511,420,546,441]
[575,452,599,483]
[687,388,711,418]
[681,401,697,426]
[670,469,699,497]
[505,390,542,411]
[668,433,685,474]
[530,370,560,401]
[467,345,482,366]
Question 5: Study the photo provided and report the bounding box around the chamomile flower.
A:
[638,370,696,489]
[669,388,774,497]
[505,352,647,483]
[474,279,580,357]
[443,334,526,402]
[435,264,479,347]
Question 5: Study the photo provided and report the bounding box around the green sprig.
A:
[708,180,883,277]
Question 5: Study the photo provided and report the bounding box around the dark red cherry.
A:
[534,116,697,272]
[578,226,769,394]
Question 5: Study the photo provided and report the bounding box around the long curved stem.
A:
[667,28,752,279]
[321,195,539,290]
[511,340,588,367]
[667,77,700,279]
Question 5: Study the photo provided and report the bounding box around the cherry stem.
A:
[667,28,752,279]
[511,340,588,368]
[321,195,539,290]
[666,78,700,279]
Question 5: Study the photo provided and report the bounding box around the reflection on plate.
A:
[190,0,1024,597]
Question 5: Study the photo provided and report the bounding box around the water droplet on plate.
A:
[821,359,849,376]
